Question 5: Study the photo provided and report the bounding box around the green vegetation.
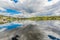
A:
[0,15,60,24]
[29,16,60,21]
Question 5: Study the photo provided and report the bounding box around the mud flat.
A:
[0,24,50,40]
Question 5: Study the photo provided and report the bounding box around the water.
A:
[0,20,60,40]
[0,22,22,31]
[48,35,60,40]
[6,23,21,30]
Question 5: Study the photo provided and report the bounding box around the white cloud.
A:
[0,7,6,11]
[0,0,60,17]
[45,0,60,6]
[0,13,11,16]
[13,0,60,17]
[19,0,26,3]
[52,9,60,16]
[0,0,16,10]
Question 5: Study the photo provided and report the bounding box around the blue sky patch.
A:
[6,9,20,15]
[11,0,18,3]
[48,0,52,2]
[0,8,21,15]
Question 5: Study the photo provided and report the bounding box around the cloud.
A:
[46,0,60,6]
[13,0,60,17]
[0,7,6,11]
[0,0,60,17]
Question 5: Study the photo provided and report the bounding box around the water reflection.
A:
[0,20,60,39]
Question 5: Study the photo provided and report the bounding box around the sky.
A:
[12,0,18,3]
[48,0,52,1]
[0,0,60,17]
[0,8,20,15]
